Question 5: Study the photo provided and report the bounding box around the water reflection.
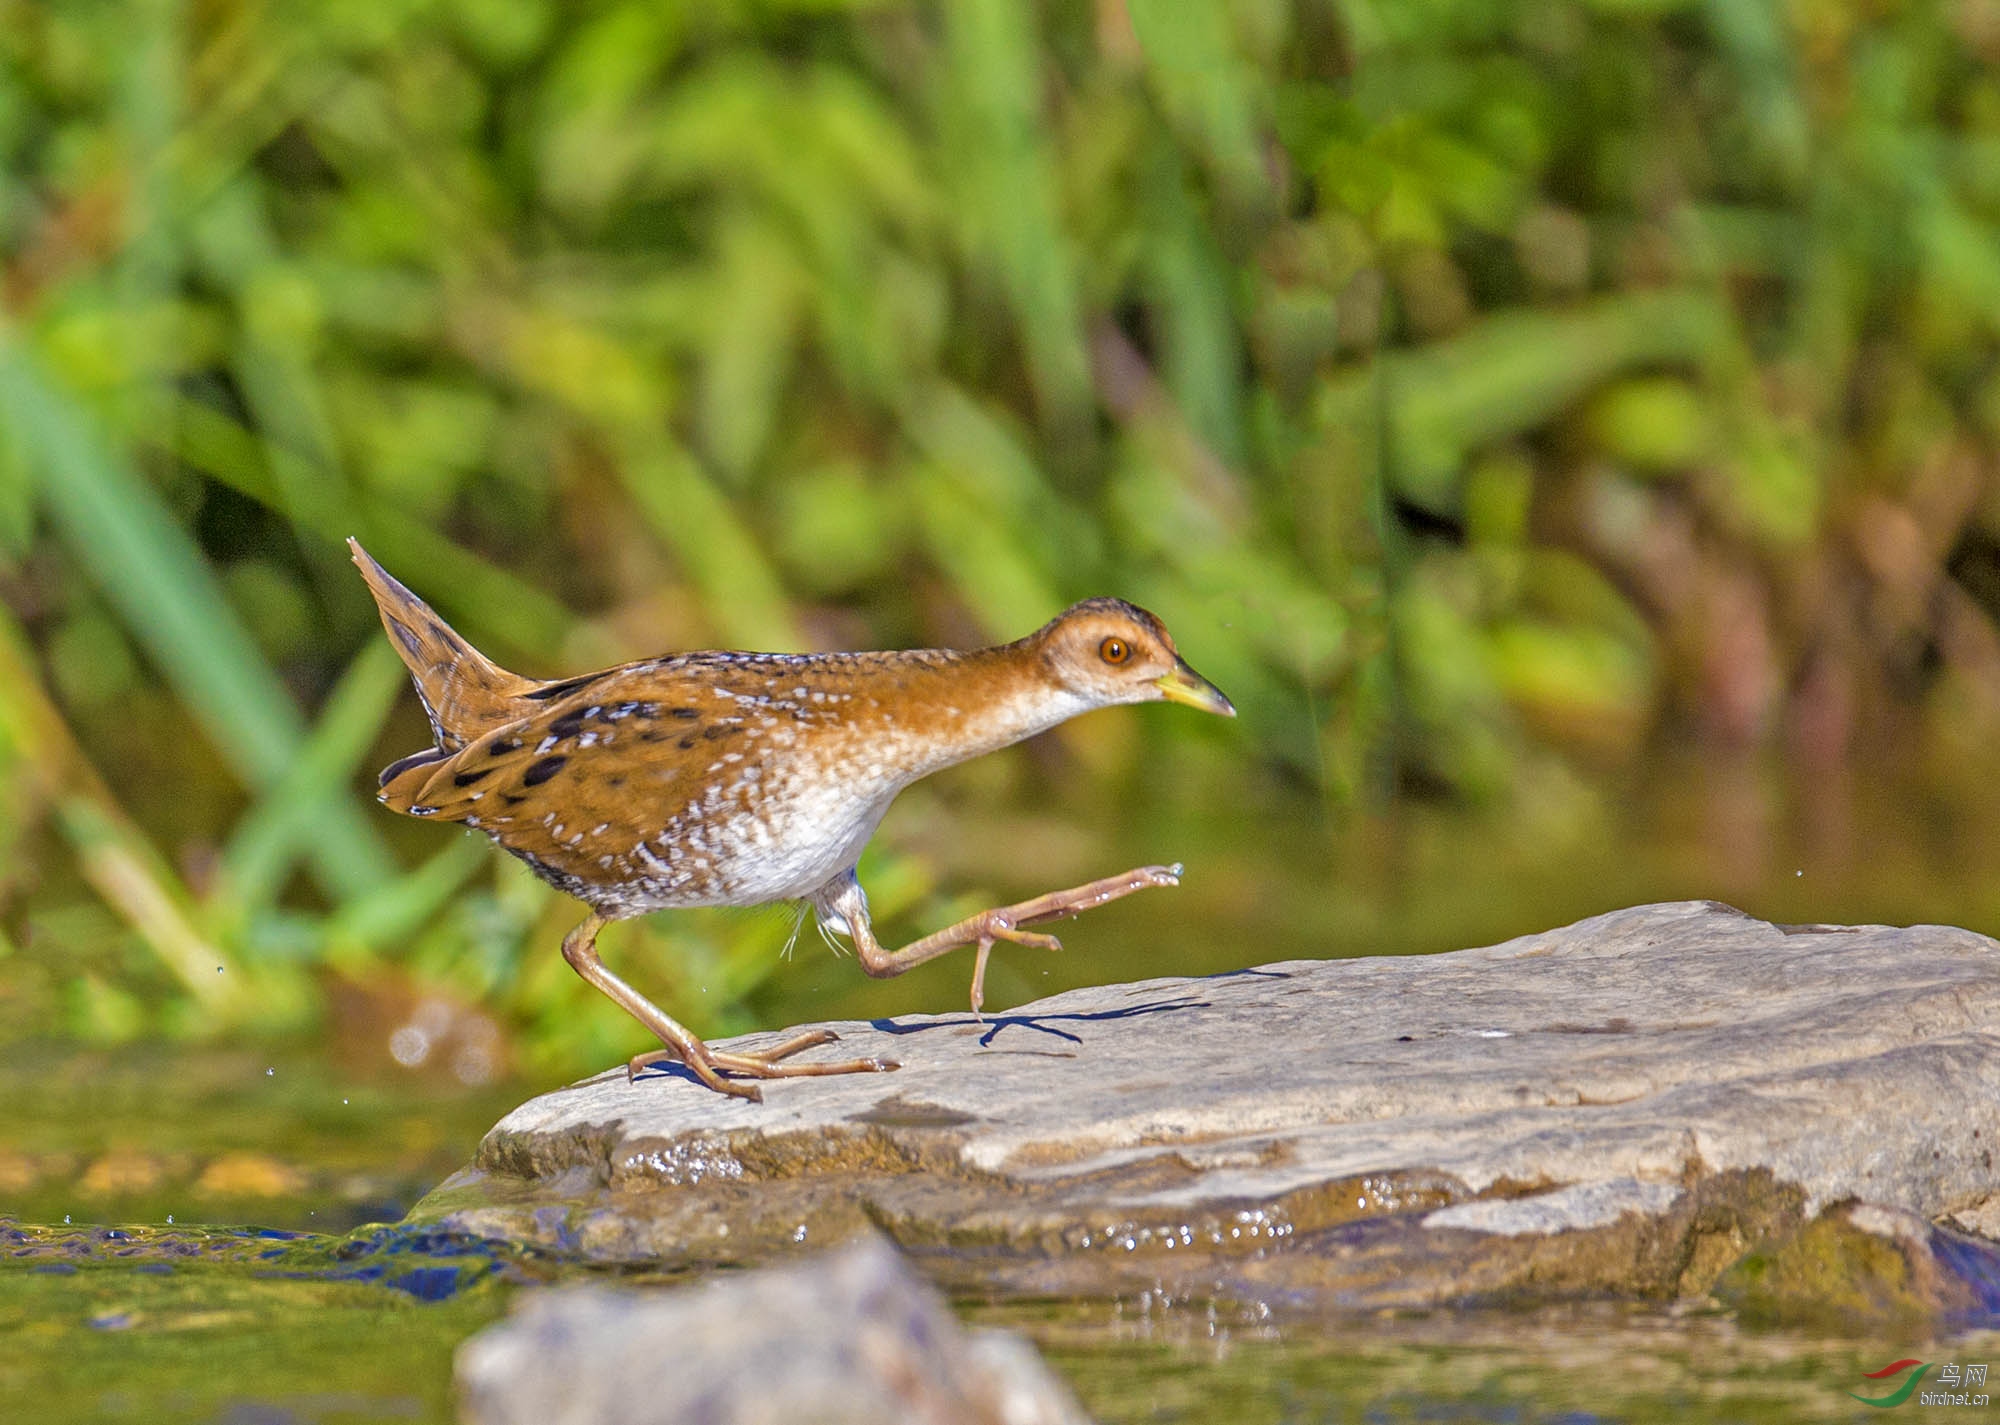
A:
[989,1296,2000,1425]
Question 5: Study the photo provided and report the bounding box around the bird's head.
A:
[1035,598,1235,717]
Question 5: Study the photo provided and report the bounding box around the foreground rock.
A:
[457,1236,1088,1425]
[417,901,2000,1324]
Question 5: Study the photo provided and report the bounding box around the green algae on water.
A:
[0,1223,520,1424]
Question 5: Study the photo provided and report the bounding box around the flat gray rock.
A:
[456,1236,1090,1425]
[418,901,2000,1320]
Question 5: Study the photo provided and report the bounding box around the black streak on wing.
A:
[379,748,447,788]
[522,756,568,787]
[524,672,610,702]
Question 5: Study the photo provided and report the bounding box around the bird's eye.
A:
[1100,637,1130,665]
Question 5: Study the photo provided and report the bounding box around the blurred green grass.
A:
[1,0,1999,1073]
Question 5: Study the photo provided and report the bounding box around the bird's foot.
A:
[962,864,1182,1014]
[968,924,1061,1019]
[706,1045,900,1079]
[628,1027,897,1097]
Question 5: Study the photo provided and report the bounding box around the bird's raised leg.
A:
[559,913,896,1100]
[817,864,1182,1015]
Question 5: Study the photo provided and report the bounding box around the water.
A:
[0,1045,523,1236]
[8,751,2000,1420]
[0,1052,536,1422]
[0,1222,515,1421]
[4,1223,1991,1423]
[995,1299,2000,1423]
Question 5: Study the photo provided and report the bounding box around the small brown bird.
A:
[350,539,1234,1100]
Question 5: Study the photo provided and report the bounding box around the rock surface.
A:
[418,901,2000,1322]
[456,1236,1090,1425]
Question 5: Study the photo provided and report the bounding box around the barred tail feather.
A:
[348,537,538,753]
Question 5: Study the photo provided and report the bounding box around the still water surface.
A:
[4,1215,1986,1423]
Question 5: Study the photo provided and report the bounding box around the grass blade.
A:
[325,836,489,963]
[937,0,1091,437]
[1316,289,1732,513]
[217,639,407,916]
[0,331,395,899]
[167,396,576,663]
[616,438,799,649]
[0,601,243,1011]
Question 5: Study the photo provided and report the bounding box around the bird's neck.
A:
[875,644,1091,782]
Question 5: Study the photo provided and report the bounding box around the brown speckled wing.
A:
[384,671,708,827]
[372,645,1017,907]
[376,654,878,889]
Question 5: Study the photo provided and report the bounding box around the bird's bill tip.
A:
[1154,661,1236,717]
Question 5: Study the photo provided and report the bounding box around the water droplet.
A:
[216,966,224,974]
[63,1215,70,1225]
[166,1215,173,1225]
[265,1067,275,1077]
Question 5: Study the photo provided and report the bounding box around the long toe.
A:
[708,1051,898,1079]
[637,1047,766,1101]
[707,1072,764,1102]
[743,1028,841,1063]
[997,928,1061,953]
[628,1048,686,1079]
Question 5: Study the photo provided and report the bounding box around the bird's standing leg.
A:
[559,913,897,1100]
[817,864,1182,1016]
